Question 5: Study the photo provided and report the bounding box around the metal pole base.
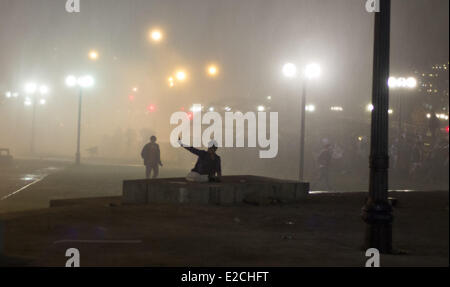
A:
[362,201,393,253]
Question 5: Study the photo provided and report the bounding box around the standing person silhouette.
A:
[141,136,163,178]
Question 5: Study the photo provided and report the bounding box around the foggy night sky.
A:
[0,0,448,167]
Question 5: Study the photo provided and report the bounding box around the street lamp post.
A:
[24,83,49,155]
[66,75,94,165]
[299,83,307,181]
[283,62,321,181]
[362,0,393,253]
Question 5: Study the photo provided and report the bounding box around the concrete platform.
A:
[122,175,309,205]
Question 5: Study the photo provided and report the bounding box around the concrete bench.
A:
[123,175,309,205]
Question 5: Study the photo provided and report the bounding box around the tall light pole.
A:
[24,82,49,155]
[66,75,94,165]
[362,0,392,253]
[283,62,321,181]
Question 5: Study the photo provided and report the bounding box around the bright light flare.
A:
[257,105,265,112]
[366,104,374,112]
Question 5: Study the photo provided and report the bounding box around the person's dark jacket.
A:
[141,143,161,166]
[183,146,221,176]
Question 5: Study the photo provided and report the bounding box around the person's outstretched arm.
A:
[178,138,202,156]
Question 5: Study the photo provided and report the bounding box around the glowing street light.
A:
[207,65,219,77]
[282,63,297,78]
[168,77,175,87]
[176,70,187,81]
[366,104,374,112]
[257,105,265,112]
[150,29,163,42]
[88,50,99,61]
[305,63,321,79]
[388,77,417,89]
[330,106,344,112]
[25,82,37,94]
[5,91,19,99]
[305,104,316,112]
[65,74,95,165]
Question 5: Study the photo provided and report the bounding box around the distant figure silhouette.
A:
[141,136,163,178]
[178,137,221,182]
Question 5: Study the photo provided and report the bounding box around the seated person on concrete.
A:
[178,137,221,182]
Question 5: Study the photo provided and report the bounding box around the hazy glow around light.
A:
[388,109,394,114]
[150,29,163,42]
[5,91,12,98]
[39,99,46,105]
[330,106,343,112]
[25,83,37,94]
[24,97,32,106]
[367,104,374,112]
[88,50,99,60]
[305,104,316,112]
[176,70,187,81]
[305,63,321,79]
[39,85,49,95]
[282,63,297,78]
[66,75,77,87]
[78,75,94,88]
[257,105,265,112]
[207,65,218,76]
